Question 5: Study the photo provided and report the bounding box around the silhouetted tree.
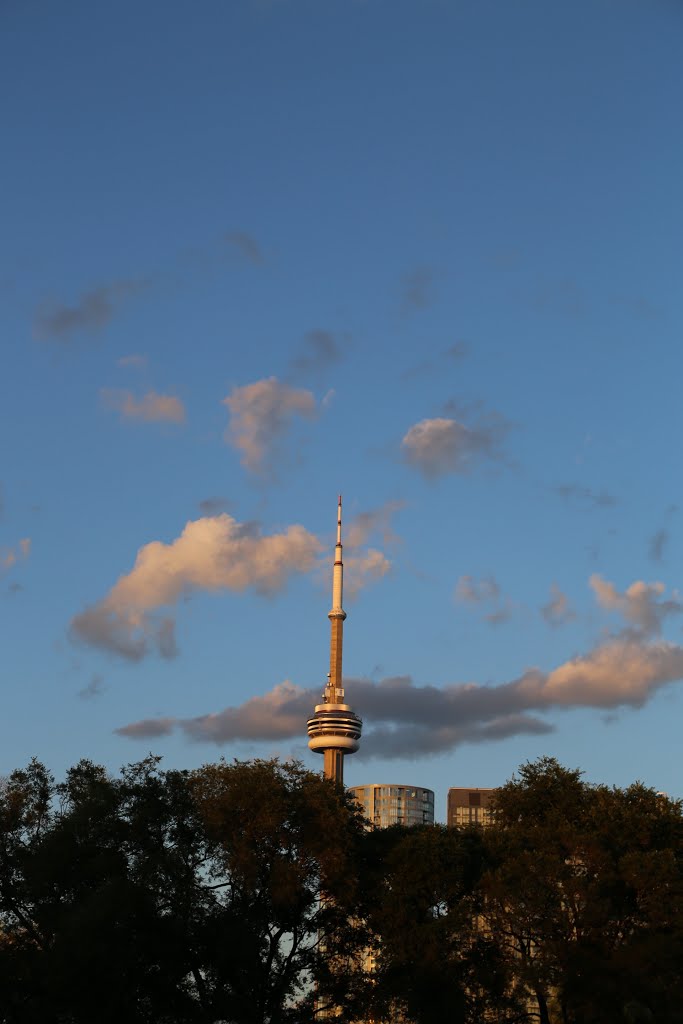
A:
[354,822,521,1024]
[481,757,683,1024]
[0,756,368,1024]
[2,755,682,1024]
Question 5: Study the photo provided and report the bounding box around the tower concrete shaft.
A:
[306,496,362,786]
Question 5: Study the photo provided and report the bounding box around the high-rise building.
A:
[349,784,435,828]
[307,497,362,785]
[447,787,496,827]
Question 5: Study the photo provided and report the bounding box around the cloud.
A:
[402,415,509,479]
[1,537,31,574]
[555,483,618,508]
[445,342,468,362]
[101,389,186,424]
[400,266,435,313]
[455,575,500,604]
[344,549,392,598]
[345,500,405,549]
[322,501,402,599]
[290,329,348,374]
[223,231,264,266]
[401,342,468,381]
[649,527,669,563]
[589,574,682,636]
[223,377,317,475]
[116,629,683,758]
[198,496,232,517]
[78,674,105,700]
[117,353,148,369]
[70,514,323,660]
[485,602,514,626]
[34,279,148,340]
[541,584,576,626]
[455,574,513,627]
[117,717,177,738]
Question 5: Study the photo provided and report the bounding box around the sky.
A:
[2,0,683,820]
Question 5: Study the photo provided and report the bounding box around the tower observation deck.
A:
[306,496,362,785]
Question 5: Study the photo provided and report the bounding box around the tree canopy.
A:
[0,755,681,1024]
[0,756,366,1024]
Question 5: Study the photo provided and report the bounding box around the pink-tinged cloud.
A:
[1,537,31,574]
[455,575,500,604]
[344,549,392,598]
[455,574,513,627]
[101,389,186,424]
[115,635,683,758]
[71,514,323,660]
[541,583,576,626]
[589,574,682,635]
[401,415,507,478]
[117,353,148,369]
[115,576,683,758]
[117,716,176,738]
[223,377,317,474]
[345,500,405,549]
[539,638,683,706]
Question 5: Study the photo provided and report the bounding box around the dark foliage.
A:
[0,757,366,1024]
[0,755,681,1024]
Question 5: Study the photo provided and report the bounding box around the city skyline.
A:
[2,1,683,820]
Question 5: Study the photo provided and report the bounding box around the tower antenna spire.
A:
[326,494,346,703]
[306,495,362,784]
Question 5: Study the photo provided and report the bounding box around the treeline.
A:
[0,756,681,1024]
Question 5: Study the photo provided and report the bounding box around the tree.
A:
[0,755,206,1023]
[355,822,515,1024]
[480,758,683,1024]
[0,756,369,1024]
[185,757,368,1024]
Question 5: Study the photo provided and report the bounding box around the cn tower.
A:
[307,497,362,785]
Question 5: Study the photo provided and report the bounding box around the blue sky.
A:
[2,0,683,819]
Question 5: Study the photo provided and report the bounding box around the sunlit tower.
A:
[307,496,362,785]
